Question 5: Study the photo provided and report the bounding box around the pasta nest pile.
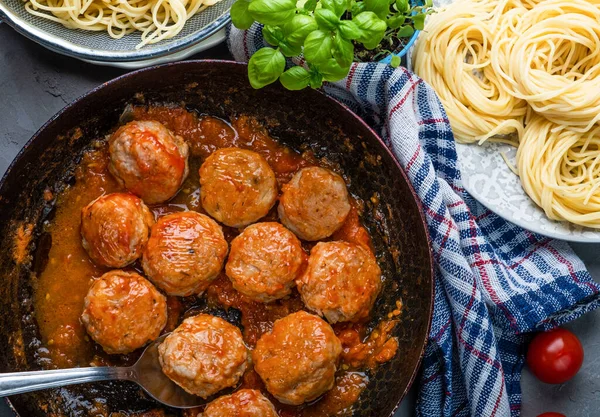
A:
[414,0,600,228]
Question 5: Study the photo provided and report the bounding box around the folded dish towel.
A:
[228,24,600,417]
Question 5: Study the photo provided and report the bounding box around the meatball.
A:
[226,222,305,303]
[297,241,381,323]
[200,389,278,417]
[252,311,342,405]
[158,314,247,398]
[81,270,167,354]
[142,212,228,296]
[199,148,277,227]
[278,167,351,241]
[80,193,154,268]
[109,120,189,204]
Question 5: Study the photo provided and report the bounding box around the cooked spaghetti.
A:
[414,0,600,228]
[23,0,222,49]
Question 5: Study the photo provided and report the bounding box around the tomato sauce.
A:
[33,106,399,416]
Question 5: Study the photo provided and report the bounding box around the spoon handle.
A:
[0,367,133,397]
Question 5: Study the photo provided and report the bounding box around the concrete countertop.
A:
[1,23,599,417]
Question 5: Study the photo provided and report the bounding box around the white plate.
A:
[456,142,600,242]
[80,28,226,69]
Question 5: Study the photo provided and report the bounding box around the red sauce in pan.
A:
[33,106,400,416]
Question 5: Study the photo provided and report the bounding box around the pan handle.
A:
[0,367,135,397]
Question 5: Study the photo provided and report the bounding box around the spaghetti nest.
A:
[414,0,600,228]
[23,0,222,48]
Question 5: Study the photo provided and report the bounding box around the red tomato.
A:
[537,413,566,417]
[527,328,583,384]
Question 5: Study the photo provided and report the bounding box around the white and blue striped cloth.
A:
[228,24,600,417]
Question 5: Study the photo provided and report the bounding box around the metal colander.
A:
[0,0,233,62]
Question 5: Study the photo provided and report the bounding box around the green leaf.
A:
[309,70,324,88]
[364,0,389,19]
[395,0,408,13]
[353,11,386,49]
[425,0,433,7]
[319,58,351,81]
[280,66,311,90]
[386,14,405,29]
[279,40,302,56]
[303,30,333,64]
[283,14,318,46]
[338,20,361,39]
[315,8,340,31]
[248,0,296,26]
[248,48,286,89]
[263,25,284,46]
[303,0,317,11]
[390,55,401,68]
[230,0,255,29]
[397,24,414,37]
[351,0,365,14]
[332,35,354,67]
[412,14,426,31]
[321,0,347,18]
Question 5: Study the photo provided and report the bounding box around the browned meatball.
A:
[226,222,305,303]
[81,270,167,354]
[200,389,278,417]
[252,311,341,405]
[109,120,189,204]
[297,241,381,323]
[142,212,228,297]
[278,167,351,241]
[199,148,277,227]
[80,193,154,268]
[158,314,247,398]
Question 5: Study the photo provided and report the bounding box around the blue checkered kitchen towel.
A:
[228,25,600,417]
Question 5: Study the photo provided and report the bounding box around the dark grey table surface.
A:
[2,22,600,417]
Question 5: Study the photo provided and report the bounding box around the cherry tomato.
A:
[527,328,583,384]
[537,413,566,417]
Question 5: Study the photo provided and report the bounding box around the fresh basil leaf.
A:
[386,14,405,29]
[303,30,334,64]
[425,0,433,7]
[248,48,286,89]
[353,11,386,49]
[351,0,366,14]
[332,35,354,67]
[364,0,389,19]
[412,14,426,30]
[248,0,296,26]
[279,40,302,56]
[390,55,401,68]
[321,0,347,18]
[319,58,351,81]
[397,24,414,37]
[283,14,318,46]
[338,20,361,39]
[230,0,255,29]
[395,0,408,13]
[280,66,311,90]
[309,70,324,88]
[315,8,340,31]
[263,25,284,46]
[303,0,317,11]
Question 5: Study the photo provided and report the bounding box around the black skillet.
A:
[0,60,434,417]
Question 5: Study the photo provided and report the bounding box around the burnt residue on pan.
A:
[0,61,433,417]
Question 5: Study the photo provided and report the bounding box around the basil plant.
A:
[231,0,433,90]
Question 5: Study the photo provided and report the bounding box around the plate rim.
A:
[457,142,600,243]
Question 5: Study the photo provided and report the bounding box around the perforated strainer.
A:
[0,0,233,62]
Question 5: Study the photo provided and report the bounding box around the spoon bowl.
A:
[0,334,206,409]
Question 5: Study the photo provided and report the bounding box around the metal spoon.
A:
[0,334,205,409]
